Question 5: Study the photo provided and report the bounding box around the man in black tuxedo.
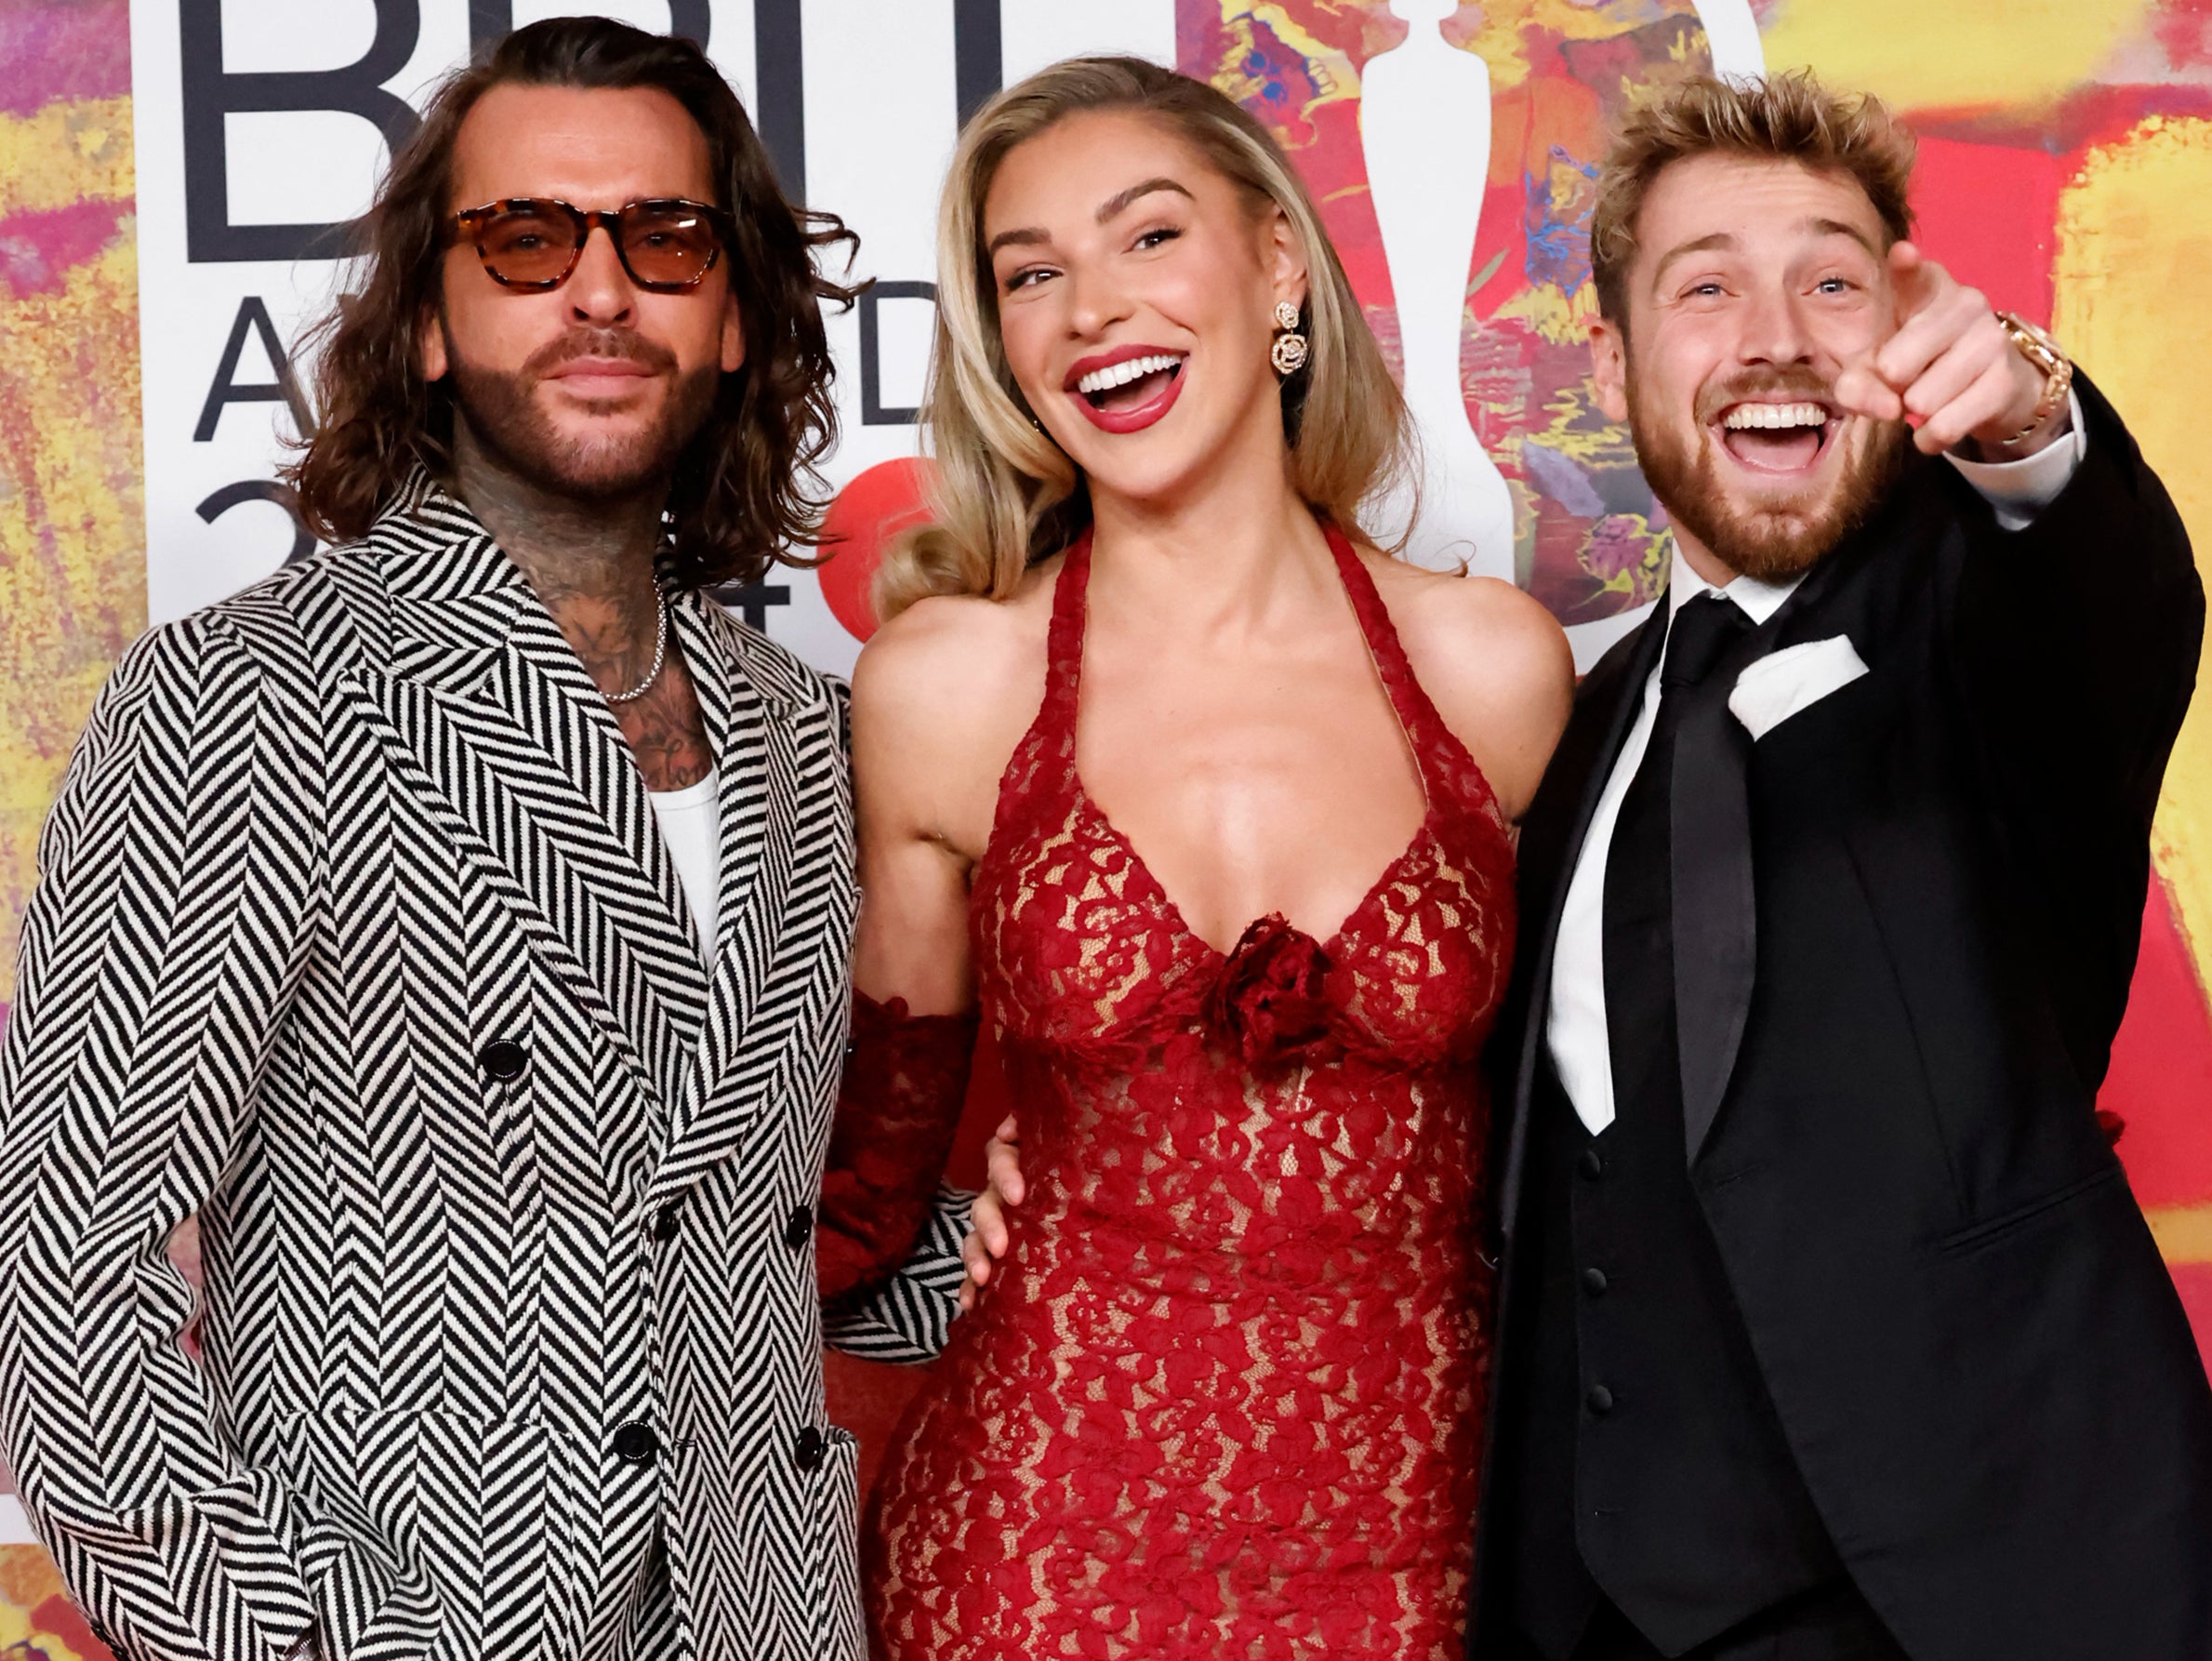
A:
[1478,71,2212,1661]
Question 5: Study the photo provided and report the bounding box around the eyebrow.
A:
[984,176,1195,259]
[1649,216,1882,286]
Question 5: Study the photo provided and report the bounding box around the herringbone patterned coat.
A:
[0,477,864,1661]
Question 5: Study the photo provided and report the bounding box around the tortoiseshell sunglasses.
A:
[445,197,733,293]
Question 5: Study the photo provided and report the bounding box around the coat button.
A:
[1578,1148,1605,1180]
[653,1203,680,1243]
[612,1422,659,1464]
[795,1426,826,1473]
[480,1040,527,1083]
[784,1203,813,1251]
[1586,1384,1616,1417]
[1582,1267,1609,1297]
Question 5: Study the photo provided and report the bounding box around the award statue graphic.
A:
[1360,0,1516,581]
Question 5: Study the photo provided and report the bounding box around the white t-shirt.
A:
[649,770,722,957]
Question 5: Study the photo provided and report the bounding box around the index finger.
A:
[1887,240,1945,325]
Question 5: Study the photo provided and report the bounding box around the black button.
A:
[842,1040,857,1059]
[784,1203,813,1251]
[1578,1148,1605,1180]
[1586,1385,1616,1416]
[652,1204,680,1243]
[480,1040,527,1082]
[795,1426,826,1473]
[1583,1267,1609,1297]
[612,1421,659,1464]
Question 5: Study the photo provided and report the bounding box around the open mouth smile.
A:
[1064,344,1187,434]
[1714,398,1838,476]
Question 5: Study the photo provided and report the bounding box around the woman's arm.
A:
[815,593,1045,1301]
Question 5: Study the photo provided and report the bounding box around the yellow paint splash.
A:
[0,97,133,219]
[2053,117,2212,1003]
[1448,0,1711,94]
[0,98,146,1011]
[1759,0,2153,113]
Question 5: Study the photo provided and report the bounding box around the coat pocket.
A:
[1934,1162,2128,1259]
[280,1406,584,1661]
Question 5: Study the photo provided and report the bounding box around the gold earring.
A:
[1270,299,1309,378]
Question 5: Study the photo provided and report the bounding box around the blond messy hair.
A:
[1592,69,1916,326]
[873,56,1414,622]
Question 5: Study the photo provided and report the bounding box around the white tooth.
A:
[1078,354,1182,396]
[1724,401,1827,431]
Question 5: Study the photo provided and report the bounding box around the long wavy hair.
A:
[285,18,859,591]
[876,56,1415,620]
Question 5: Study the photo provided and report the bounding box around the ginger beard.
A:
[1628,363,1911,584]
[444,323,722,501]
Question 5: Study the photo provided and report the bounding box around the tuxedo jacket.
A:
[1477,381,2212,1659]
[0,477,864,1661]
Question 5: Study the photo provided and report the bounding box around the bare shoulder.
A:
[1363,553,1575,820]
[849,564,1059,851]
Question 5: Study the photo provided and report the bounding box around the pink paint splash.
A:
[0,199,129,295]
[2156,0,2212,71]
[0,0,132,118]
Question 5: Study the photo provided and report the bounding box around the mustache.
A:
[1694,366,1837,426]
[522,329,678,382]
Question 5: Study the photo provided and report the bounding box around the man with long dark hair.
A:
[0,21,873,1661]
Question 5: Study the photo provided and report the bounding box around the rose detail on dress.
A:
[1205,914,1337,1069]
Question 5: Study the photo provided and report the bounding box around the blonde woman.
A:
[839,57,1571,1660]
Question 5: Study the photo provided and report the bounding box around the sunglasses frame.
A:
[445,197,735,294]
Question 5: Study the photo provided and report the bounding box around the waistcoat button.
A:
[612,1422,660,1464]
[1583,1267,1609,1296]
[1586,1384,1616,1416]
[784,1203,813,1251]
[652,1204,680,1243]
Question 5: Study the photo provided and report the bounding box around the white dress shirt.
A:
[650,769,722,957]
[1545,401,2088,1133]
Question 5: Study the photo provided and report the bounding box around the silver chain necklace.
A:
[603,595,669,705]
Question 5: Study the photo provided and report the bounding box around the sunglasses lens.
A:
[477,206,576,286]
[622,205,720,286]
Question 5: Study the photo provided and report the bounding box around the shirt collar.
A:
[1665,538,1804,627]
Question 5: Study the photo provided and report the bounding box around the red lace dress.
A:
[864,525,1517,1660]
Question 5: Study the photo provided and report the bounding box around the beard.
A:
[1629,364,1910,583]
[444,323,721,503]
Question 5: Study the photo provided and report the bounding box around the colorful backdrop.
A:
[3,1,2210,1652]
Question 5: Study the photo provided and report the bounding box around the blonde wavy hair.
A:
[874,56,1415,620]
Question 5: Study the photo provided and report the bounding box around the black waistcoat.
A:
[1501,597,1841,1658]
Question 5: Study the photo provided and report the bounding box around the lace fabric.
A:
[817,992,978,1301]
[865,525,1517,1659]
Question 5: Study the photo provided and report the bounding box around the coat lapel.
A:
[1498,605,1669,1236]
[346,482,709,1115]
[645,594,853,1208]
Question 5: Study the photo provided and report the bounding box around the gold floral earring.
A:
[1270,299,1309,378]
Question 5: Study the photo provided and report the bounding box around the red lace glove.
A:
[817,991,977,1299]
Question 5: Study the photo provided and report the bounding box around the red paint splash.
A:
[2105,881,2212,1209]
[2155,0,2212,70]
[0,199,129,296]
